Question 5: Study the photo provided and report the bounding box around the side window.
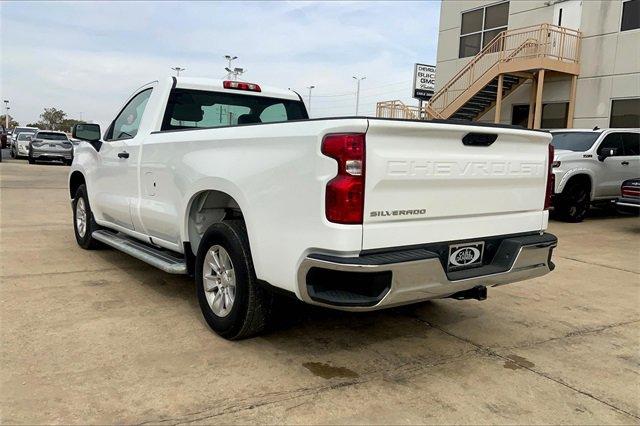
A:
[621,132,640,156]
[107,89,152,141]
[260,103,288,123]
[597,133,624,157]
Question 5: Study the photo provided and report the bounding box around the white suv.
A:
[551,128,640,222]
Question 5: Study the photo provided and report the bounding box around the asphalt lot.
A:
[1,151,639,424]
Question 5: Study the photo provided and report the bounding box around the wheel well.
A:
[186,190,244,255]
[69,171,86,199]
[563,174,592,197]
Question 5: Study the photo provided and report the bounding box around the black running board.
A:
[92,230,187,274]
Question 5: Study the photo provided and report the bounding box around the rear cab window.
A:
[161,89,308,131]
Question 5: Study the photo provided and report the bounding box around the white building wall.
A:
[435,0,640,128]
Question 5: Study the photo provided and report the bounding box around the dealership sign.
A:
[413,63,436,100]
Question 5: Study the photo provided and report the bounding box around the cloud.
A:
[1,1,440,125]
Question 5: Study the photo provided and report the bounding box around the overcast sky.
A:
[1,1,440,127]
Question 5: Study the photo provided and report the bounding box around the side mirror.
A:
[72,123,102,150]
[598,147,617,162]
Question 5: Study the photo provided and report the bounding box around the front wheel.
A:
[72,184,103,249]
[196,220,272,340]
[553,181,590,223]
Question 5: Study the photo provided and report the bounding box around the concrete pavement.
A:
[1,157,639,424]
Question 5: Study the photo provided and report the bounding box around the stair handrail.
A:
[429,23,581,116]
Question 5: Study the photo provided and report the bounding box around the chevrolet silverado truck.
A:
[550,128,640,222]
[69,77,557,339]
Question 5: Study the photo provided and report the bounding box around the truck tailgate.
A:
[363,120,551,250]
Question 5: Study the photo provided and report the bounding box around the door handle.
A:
[621,161,629,166]
[118,151,129,159]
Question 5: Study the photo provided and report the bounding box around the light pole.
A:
[171,67,186,77]
[3,100,9,130]
[306,85,315,116]
[225,67,245,81]
[353,76,366,115]
[225,55,238,79]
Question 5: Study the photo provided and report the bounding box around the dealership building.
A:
[378,0,639,129]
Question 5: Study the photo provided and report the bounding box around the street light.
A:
[171,67,186,77]
[225,55,238,79]
[353,76,366,115]
[306,85,315,116]
[225,66,245,81]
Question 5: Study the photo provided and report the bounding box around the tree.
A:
[0,114,19,128]
[39,107,67,130]
[60,118,85,133]
[26,122,46,130]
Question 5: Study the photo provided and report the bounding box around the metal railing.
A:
[375,100,443,120]
[428,23,581,116]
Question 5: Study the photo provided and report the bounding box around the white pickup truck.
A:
[550,128,640,222]
[69,77,557,339]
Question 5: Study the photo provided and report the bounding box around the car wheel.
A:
[554,181,590,223]
[196,220,272,340]
[72,184,103,249]
[10,147,16,158]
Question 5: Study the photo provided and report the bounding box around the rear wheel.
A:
[196,220,272,340]
[72,184,103,249]
[554,180,590,222]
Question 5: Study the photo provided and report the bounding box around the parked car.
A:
[616,178,640,214]
[28,130,74,165]
[14,132,35,159]
[550,128,640,222]
[69,77,557,339]
[10,127,38,158]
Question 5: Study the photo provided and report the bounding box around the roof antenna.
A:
[593,126,600,131]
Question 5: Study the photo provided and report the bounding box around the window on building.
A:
[459,2,509,58]
[541,103,569,129]
[510,102,569,129]
[610,98,640,127]
[621,0,639,31]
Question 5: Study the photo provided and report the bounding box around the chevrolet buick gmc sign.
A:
[413,63,436,101]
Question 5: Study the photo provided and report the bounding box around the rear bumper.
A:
[31,149,73,160]
[297,232,557,311]
[616,198,639,208]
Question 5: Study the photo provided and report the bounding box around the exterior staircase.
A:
[377,24,581,127]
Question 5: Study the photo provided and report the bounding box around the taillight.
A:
[545,143,555,210]
[622,186,640,198]
[322,133,365,224]
[223,80,261,92]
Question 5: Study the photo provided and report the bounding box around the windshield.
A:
[38,132,68,141]
[17,133,31,141]
[551,132,600,152]
[15,127,37,134]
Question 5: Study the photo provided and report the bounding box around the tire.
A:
[10,146,16,159]
[72,184,103,249]
[196,220,272,340]
[553,180,590,223]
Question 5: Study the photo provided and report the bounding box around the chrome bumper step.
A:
[92,230,187,274]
